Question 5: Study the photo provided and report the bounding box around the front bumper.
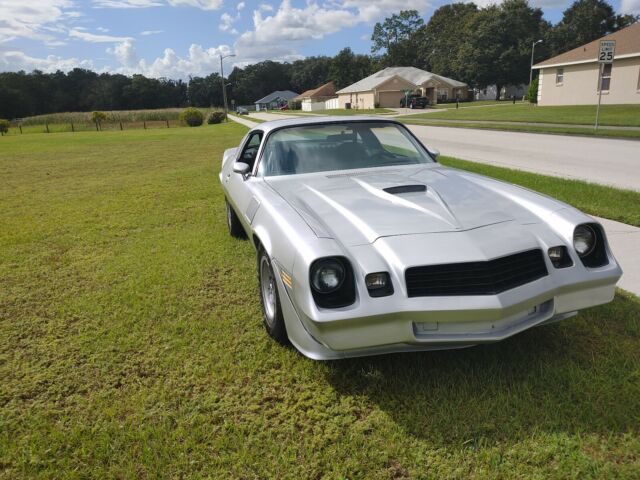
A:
[276,263,620,360]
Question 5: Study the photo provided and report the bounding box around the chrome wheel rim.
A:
[260,256,276,326]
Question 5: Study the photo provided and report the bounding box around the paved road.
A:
[407,124,640,192]
[244,112,640,191]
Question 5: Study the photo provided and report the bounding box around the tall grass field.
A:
[1,125,639,478]
[6,108,223,135]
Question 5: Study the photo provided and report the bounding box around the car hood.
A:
[265,165,544,246]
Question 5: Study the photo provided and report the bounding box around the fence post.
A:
[95,122,99,132]
[46,123,50,133]
[120,122,123,131]
[71,122,74,132]
[19,125,23,134]
[143,121,146,130]
[166,119,169,128]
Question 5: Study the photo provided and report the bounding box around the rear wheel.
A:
[226,199,247,239]
[257,247,288,345]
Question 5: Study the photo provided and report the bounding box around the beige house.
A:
[533,22,640,106]
[335,67,468,109]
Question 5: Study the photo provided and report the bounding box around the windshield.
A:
[257,121,435,177]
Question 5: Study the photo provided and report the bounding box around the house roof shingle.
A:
[254,90,299,104]
[335,67,467,94]
[533,22,640,69]
[293,82,336,100]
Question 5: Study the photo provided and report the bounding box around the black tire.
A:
[226,199,247,239]
[257,247,289,345]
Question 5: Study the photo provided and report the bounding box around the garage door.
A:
[378,91,405,108]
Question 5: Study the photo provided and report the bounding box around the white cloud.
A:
[97,27,110,32]
[342,0,432,22]
[237,1,245,10]
[258,3,273,11]
[166,0,223,9]
[93,0,163,7]
[107,39,139,68]
[219,13,239,34]
[0,50,93,72]
[140,30,164,35]
[621,0,640,14]
[93,0,222,8]
[0,0,76,43]
[69,29,133,43]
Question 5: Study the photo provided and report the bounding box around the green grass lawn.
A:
[1,126,639,478]
[400,103,640,127]
[438,156,640,227]
[432,100,511,109]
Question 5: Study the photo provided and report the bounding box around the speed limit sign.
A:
[598,40,616,63]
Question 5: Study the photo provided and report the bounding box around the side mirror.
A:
[428,148,440,160]
[233,162,251,175]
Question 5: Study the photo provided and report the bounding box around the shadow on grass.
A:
[323,292,640,445]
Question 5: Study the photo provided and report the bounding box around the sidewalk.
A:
[227,114,639,296]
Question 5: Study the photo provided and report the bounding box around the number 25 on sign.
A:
[598,40,616,63]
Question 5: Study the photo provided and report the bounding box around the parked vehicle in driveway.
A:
[220,116,622,360]
[236,107,249,115]
[400,96,429,108]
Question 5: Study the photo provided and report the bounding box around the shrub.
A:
[180,108,204,127]
[91,111,107,124]
[0,119,9,135]
[528,78,539,104]
[207,111,226,124]
[287,100,302,110]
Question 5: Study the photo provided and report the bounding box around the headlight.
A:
[311,259,345,293]
[573,224,596,257]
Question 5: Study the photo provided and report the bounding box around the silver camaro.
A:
[220,116,622,360]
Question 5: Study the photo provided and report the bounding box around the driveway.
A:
[407,124,640,192]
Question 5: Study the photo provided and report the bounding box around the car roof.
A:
[250,115,401,134]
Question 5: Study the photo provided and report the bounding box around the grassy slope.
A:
[401,103,640,127]
[438,157,640,227]
[1,126,639,478]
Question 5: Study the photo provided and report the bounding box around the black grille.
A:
[405,249,548,297]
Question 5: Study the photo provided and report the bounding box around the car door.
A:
[224,130,264,231]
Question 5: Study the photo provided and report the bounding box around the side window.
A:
[556,68,564,85]
[239,131,263,170]
[600,64,612,91]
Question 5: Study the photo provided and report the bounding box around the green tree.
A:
[91,111,107,130]
[371,10,425,67]
[0,119,9,135]
[527,77,539,103]
[418,3,478,78]
[457,0,549,97]
[548,0,639,55]
[329,48,375,90]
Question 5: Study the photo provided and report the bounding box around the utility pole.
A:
[529,39,543,86]
[219,53,236,122]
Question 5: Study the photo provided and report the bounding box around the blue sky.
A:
[0,0,636,78]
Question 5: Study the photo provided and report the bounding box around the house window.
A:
[556,68,564,85]
[599,63,612,91]
[637,67,640,90]
[437,89,448,101]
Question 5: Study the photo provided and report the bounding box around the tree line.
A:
[0,0,635,120]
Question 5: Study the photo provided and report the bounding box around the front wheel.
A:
[257,248,288,345]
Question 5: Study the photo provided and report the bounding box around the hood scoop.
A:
[383,184,427,195]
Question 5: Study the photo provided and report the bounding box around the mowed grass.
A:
[1,126,640,478]
[438,157,640,227]
[401,103,640,127]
